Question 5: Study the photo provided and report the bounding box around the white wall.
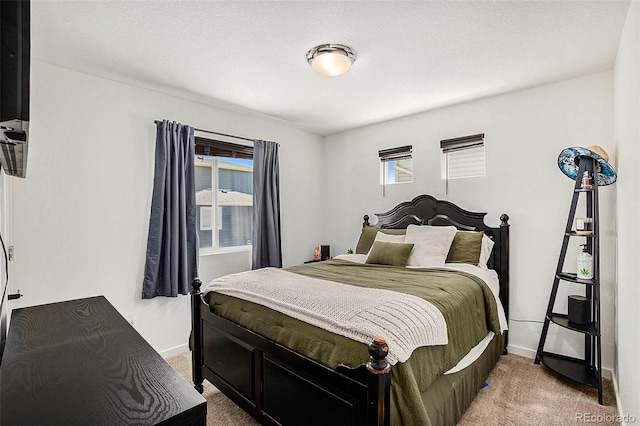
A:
[613,0,640,421]
[7,61,324,356]
[0,173,11,349]
[323,71,616,372]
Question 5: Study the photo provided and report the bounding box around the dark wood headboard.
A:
[362,194,510,321]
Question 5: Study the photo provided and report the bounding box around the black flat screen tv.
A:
[0,0,29,360]
[0,0,30,179]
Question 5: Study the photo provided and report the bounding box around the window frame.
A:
[379,145,413,186]
[195,136,254,254]
[440,133,485,179]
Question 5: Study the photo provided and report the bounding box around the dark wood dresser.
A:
[0,296,206,425]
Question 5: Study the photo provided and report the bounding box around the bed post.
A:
[335,337,391,425]
[499,214,510,354]
[191,278,204,393]
[366,337,391,426]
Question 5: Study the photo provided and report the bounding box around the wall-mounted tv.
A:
[0,0,30,179]
[0,0,29,361]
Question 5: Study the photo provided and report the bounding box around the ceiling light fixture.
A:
[306,44,357,77]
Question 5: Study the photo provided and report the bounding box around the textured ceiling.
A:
[31,1,630,136]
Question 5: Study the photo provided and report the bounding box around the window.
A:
[379,145,413,185]
[195,137,253,251]
[440,133,485,180]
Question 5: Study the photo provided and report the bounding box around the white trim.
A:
[507,343,537,359]
[610,371,637,425]
[211,157,220,246]
[199,245,252,256]
[612,370,628,425]
[160,343,189,359]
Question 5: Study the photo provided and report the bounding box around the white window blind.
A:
[440,134,485,180]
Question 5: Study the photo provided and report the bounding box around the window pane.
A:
[394,158,413,183]
[195,155,253,249]
[381,158,413,184]
[195,157,214,248]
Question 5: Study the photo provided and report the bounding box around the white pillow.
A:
[404,225,458,267]
[374,232,405,243]
[478,234,495,270]
[367,232,406,255]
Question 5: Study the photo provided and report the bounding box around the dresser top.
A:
[0,296,206,425]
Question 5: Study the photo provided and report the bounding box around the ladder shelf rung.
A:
[556,272,598,285]
[536,352,600,388]
[565,232,596,238]
[547,313,598,335]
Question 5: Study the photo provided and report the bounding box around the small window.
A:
[195,137,253,251]
[379,145,413,185]
[440,134,485,180]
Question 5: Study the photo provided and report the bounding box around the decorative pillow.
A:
[355,226,407,254]
[446,231,484,265]
[478,234,495,270]
[366,232,406,256]
[404,225,458,267]
[365,241,415,267]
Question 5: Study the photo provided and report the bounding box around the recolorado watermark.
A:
[576,413,637,423]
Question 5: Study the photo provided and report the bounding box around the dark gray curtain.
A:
[252,140,282,269]
[142,120,199,298]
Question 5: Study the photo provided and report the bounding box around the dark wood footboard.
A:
[190,279,391,426]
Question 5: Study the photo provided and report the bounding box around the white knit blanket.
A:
[203,268,448,364]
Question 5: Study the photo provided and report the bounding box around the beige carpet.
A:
[167,352,619,425]
[457,354,618,426]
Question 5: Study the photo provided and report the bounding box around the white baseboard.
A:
[507,343,536,359]
[612,371,626,424]
[507,343,613,380]
[160,343,189,359]
[610,371,638,425]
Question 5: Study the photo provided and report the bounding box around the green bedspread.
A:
[204,259,501,426]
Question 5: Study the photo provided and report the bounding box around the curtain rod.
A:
[154,120,254,142]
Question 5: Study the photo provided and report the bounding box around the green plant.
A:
[347,248,354,254]
[579,268,591,276]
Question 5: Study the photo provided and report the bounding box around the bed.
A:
[190,194,509,426]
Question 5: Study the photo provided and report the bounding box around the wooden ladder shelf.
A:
[535,156,603,404]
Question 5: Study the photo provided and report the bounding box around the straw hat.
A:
[557,145,616,186]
